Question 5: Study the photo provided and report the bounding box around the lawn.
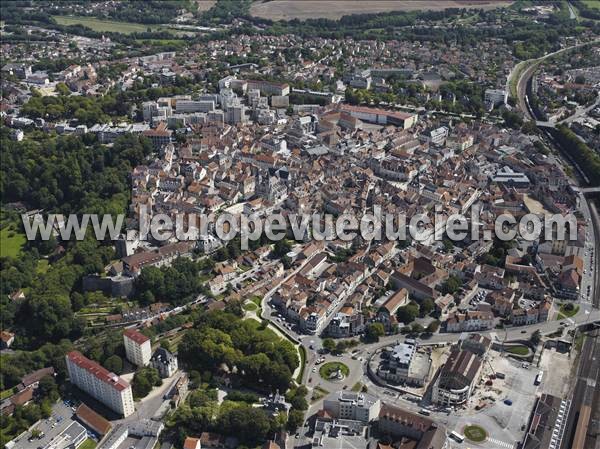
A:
[244,318,280,341]
[582,0,600,9]
[351,382,364,392]
[311,386,329,403]
[505,345,529,356]
[79,439,97,449]
[52,16,166,34]
[242,301,258,311]
[558,304,579,319]
[0,223,26,258]
[297,345,306,383]
[0,388,15,400]
[319,362,349,380]
[36,259,49,274]
[463,425,487,442]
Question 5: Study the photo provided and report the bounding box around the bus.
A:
[534,371,543,385]
[450,431,465,443]
[418,408,431,416]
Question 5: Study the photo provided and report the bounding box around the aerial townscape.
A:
[1,1,600,449]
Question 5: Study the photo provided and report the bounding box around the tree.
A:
[159,338,172,352]
[411,322,424,334]
[55,83,71,96]
[521,121,538,135]
[441,276,462,295]
[426,320,440,333]
[287,409,304,432]
[132,367,161,398]
[104,355,123,375]
[273,239,292,258]
[322,338,336,353]
[396,302,419,324]
[442,238,454,253]
[365,323,385,342]
[419,298,435,317]
[530,330,542,346]
[217,405,271,444]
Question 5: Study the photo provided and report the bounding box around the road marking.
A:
[486,438,514,449]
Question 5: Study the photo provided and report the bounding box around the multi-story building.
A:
[521,394,570,449]
[246,80,290,97]
[142,122,172,149]
[446,310,494,333]
[340,104,418,129]
[378,404,448,448]
[325,310,364,338]
[150,347,178,378]
[377,340,432,387]
[484,88,508,109]
[123,328,152,367]
[65,351,135,417]
[431,346,484,407]
[323,391,381,423]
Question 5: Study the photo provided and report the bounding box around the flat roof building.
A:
[323,391,381,423]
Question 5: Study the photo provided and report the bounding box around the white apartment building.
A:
[123,328,152,367]
[323,391,381,423]
[66,351,135,417]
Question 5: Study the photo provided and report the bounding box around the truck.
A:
[534,371,543,385]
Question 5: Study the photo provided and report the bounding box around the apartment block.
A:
[123,328,152,367]
[66,351,135,417]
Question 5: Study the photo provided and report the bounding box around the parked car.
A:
[504,399,513,406]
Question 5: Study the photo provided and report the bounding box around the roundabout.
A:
[463,424,488,442]
[319,362,349,381]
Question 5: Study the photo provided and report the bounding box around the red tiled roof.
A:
[67,351,130,392]
[123,328,150,345]
[10,387,33,406]
[76,403,112,436]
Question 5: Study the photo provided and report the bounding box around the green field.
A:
[79,438,97,449]
[505,345,529,356]
[463,425,488,442]
[582,0,600,9]
[52,16,167,34]
[0,223,26,258]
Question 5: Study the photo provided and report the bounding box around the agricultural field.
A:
[249,0,513,21]
[52,16,167,34]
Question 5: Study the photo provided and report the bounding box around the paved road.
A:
[536,93,600,127]
[512,39,600,121]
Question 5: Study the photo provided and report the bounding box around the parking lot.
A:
[10,401,96,449]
